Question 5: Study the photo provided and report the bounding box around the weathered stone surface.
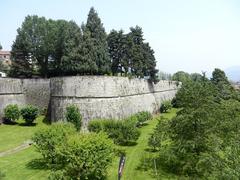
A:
[51,76,179,127]
[0,76,179,126]
[22,79,50,109]
[0,78,50,120]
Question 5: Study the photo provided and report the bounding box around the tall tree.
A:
[84,7,111,75]
[211,68,235,100]
[10,15,55,77]
[50,20,82,76]
[107,30,128,75]
[0,43,2,50]
[172,71,191,84]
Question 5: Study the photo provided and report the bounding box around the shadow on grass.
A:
[2,118,18,125]
[18,122,37,127]
[119,141,138,146]
[26,158,49,170]
[144,147,159,153]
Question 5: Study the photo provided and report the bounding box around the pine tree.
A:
[52,20,82,76]
[84,7,111,75]
[107,30,129,75]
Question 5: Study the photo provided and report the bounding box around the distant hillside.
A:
[225,66,240,82]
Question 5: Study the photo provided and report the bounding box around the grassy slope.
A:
[0,116,47,152]
[0,109,178,180]
[0,147,49,180]
[107,108,178,180]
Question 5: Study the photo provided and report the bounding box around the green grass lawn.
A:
[0,116,48,152]
[0,109,178,180]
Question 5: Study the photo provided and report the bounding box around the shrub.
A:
[160,101,172,113]
[52,133,114,180]
[65,105,82,131]
[4,104,20,122]
[88,119,105,133]
[148,117,169,151]
[32,123,76,165]
[21,105,38,124]
[88,119,140,145]
[135,111,152,126]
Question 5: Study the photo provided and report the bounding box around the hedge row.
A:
[88,111,152,145]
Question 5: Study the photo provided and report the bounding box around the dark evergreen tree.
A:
[211,68,235,100]
[84,7,111,75]
[107,30,129,75]
[51,20,82,76]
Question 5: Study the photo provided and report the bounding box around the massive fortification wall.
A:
[51,76,179,127]
[0,78,50,121]
[0,76,178,126]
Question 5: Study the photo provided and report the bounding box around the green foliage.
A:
[149,74,240,178]
[0,170,5,179]
[88,119,105,133]
[134,111,152,126]
[172,71,191,84]
[160,101,172,113]
[32,123,76,164]
[88,118,140,145]
[20,105,38,125]
[211,68,235,100]
[84,7,111,75]
[65,105,82,131]
[4,104,20,122]
[148,117,169,151]
[52,132,114,180]
[10,8,158,80]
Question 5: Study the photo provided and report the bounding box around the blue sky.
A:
[1,0,240,74]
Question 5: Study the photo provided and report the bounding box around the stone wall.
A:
[0,78,50,121]
[0,78,25,120]
[51,76,179,127]
[0,76,179,126]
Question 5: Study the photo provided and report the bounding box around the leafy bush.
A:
[4,104,20,122]
[88,119,105,133]
[32,123,76,164]
[160,101,172,113]
[21,105,38,124]
[148,117,169,151]
[53,133,114,180]
[135,111,152,126]
[88,119,140,145]
[65,105,82,131]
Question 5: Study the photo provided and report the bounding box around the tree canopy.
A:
[9,7,158,80]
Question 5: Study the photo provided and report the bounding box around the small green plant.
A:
[21,105,38,125]
[88,119,140,145]
[65,105,82,131]
[160,101,172,113]
[135,111,152,126]
[4,104,20,122]
[53,132,114,180]
[88,119,105,133]
[32,123,76,164]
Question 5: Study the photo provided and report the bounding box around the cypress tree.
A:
[84,7,111,75]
